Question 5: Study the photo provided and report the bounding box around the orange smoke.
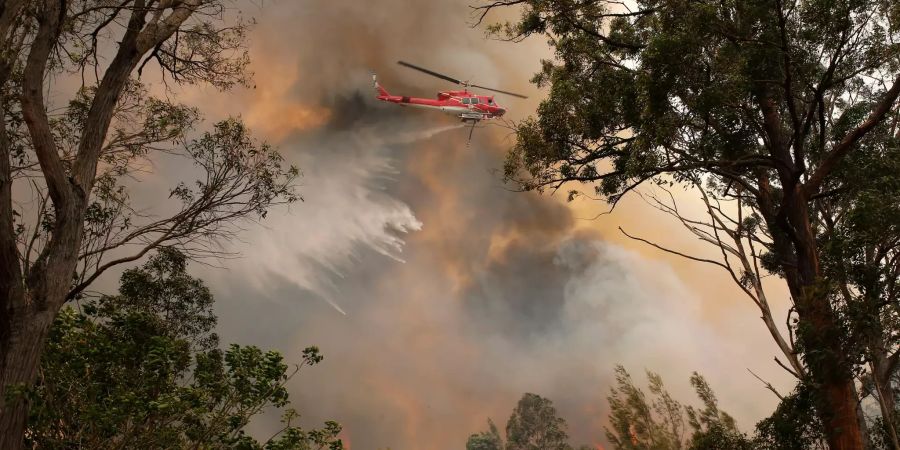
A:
[241,55,332,141]
[245,101,331,141]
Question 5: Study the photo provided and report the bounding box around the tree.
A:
[605,365,751,450]
[606,366,684,449]
[505,393,570,450]
[107,246,219,351]
[0,1,298,446]
[754,384,828,450]
[22,249,343,450]
[466,393,590,450]
[475,0,900,447]
[465,394,591,450]
[814,125,900,446]
[685,374,753,450]
[467,419,505,450]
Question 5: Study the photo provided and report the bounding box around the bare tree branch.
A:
[748,368,785,400]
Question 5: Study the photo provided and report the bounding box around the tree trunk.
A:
[0,240,80,450]
[785,189,865,450]
[0,301,56,450]
[819,378,866,449]
[791,280,865,449]
[757,163,866,450]
[0,2,199,448]
[0,197,84,449]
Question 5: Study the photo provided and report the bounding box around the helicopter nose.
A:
[497,107,507,116]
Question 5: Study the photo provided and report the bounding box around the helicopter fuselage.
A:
[374,78,506,122]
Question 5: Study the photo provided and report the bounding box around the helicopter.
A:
[373,61,527,143]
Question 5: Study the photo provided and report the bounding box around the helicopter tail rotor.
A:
[372,73,390,97]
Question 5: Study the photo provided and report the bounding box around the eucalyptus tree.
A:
[0,1,298,446]
[505,393,570,450]
[466,394,582,450]
[605,366,751,450]
[467,419,504,450]
[476,0,900,448]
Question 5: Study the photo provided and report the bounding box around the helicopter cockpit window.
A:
[461,98,470,104]
[487,98,493,105]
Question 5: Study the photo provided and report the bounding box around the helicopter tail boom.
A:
[373,74,390,97]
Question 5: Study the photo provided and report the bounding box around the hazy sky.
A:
[138,1,800,448]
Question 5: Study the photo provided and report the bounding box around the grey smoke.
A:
[165,1,798,448]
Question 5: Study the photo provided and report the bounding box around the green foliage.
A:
[24,250,342,450]
[606,366,684,449]
[753,385,827,450]
[688,425,754,450]
[467,394,591,450]
[106,247,219,351]
[871,414,900,450]
[685,373,738,434]
[467,419,504,450]
[497,0,899,197]
[605,366,751,450]
[505,393,571,450]
[602,367,841,449]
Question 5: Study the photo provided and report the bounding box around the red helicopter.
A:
[373,61,527,142]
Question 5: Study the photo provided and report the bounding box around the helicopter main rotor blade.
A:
[397,60,529,99]
[469,84,528,99]
[397,61,462,85]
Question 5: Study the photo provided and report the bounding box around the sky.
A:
[128,0,800,448]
